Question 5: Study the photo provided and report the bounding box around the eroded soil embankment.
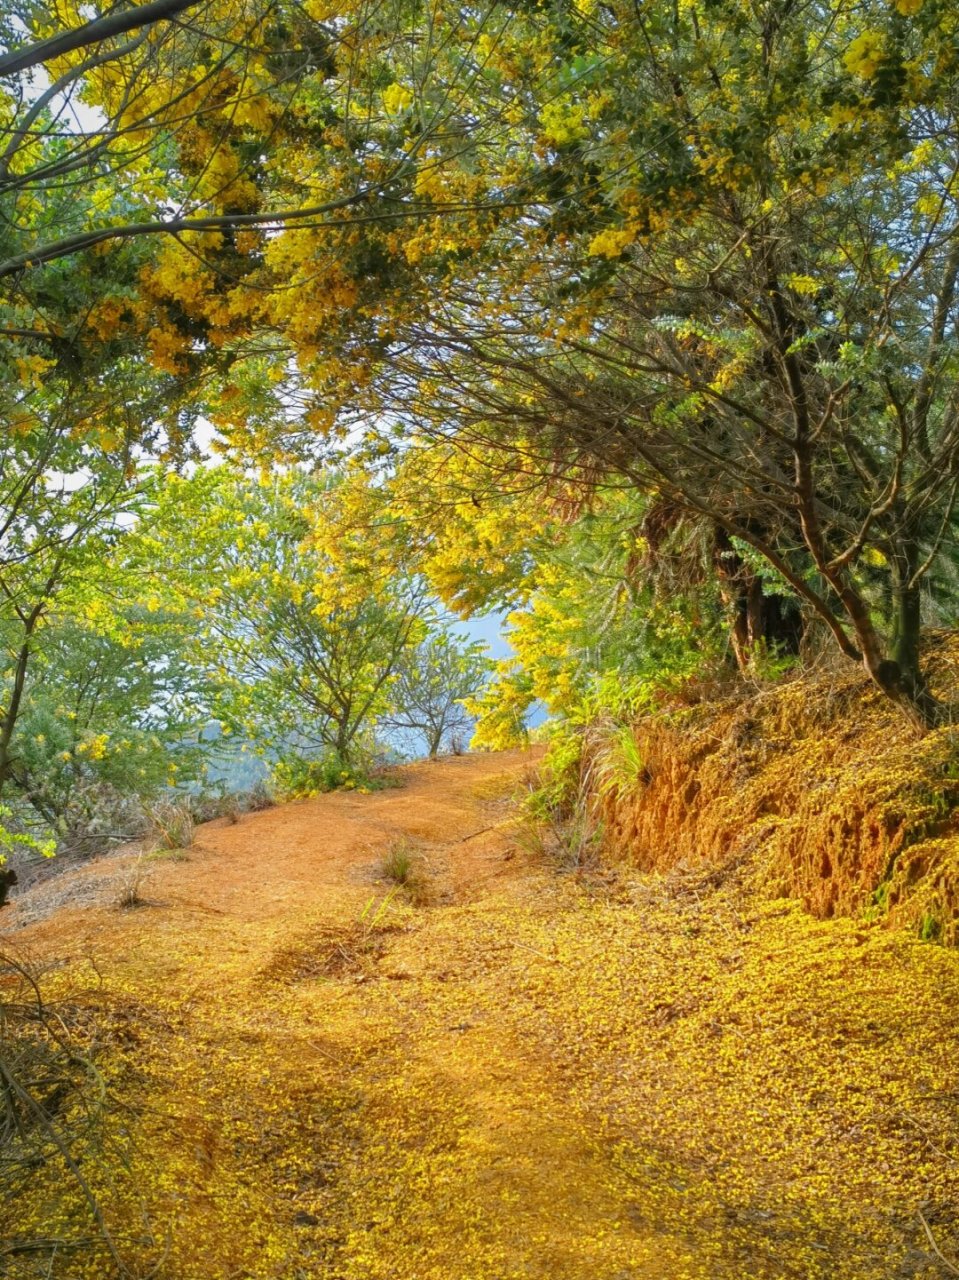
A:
[596,637,959,936]
[5,748,959,1279]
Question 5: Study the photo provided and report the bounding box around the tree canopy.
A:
[1,0,959,804]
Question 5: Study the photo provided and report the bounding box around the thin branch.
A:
[0,0,204,78]
[917,1210,959,1277]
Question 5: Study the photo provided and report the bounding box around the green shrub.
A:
[269,751,372,800]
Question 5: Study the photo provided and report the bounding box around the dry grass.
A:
[113,854,156,911]
[144,797,195,853]
[512,802,602,872]
[378,839,432,905]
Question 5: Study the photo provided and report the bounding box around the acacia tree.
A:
[10,611,209,845]
[9,0,959,733]
[0,0,539,483]
[0,429,147,788]
[0,0,349,272]
[285,0,959,729]
[0,203,212,794]
[0,445,194,898]
[0,0,512,353]
[225,582,428,763]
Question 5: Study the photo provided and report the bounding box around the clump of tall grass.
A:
[378,839,431,905]
[145,796,195,852]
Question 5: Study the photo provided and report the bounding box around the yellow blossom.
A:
[382,83,414,115]
[844,31,885,78]
[587,226,636,258]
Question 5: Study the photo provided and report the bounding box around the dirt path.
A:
[6,750,959,1280]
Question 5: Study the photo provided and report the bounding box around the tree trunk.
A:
[891,549,923,688]
[870,548,941,730]
[713,527,803,670]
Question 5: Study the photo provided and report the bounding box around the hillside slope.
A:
[5,749,959,1279]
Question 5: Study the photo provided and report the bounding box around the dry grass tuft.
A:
[378,839,432,905]
[114,860,151,911]
[144,797,195,853]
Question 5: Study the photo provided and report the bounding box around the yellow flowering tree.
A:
[6,0,959,732]
[285,0,959,729]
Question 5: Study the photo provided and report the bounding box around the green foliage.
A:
[593,725,647,801]
[4,0,959,912]
[149,467,434,766]
[919,913,942,943]
[0,430,154,809]
[524,727,586,827]
[269,751,374,801]
[520,735,603,872]
[743,641,800,686]
[11,614,209,842]
[385,628,493,757]
[0,803,54,867]
[469,489,729,750]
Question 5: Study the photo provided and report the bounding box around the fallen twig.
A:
[918,1209,959,1276]
[512,940,569,968]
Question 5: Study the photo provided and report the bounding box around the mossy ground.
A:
[4,749,959,1279]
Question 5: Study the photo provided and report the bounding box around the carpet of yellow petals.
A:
[5,749,959,1279]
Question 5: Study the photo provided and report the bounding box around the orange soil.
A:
[6,748,959,1280]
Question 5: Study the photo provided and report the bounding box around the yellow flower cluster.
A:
[382,82,414,115]
[539,97,591,147]
[844,31,885,78]
[587,226,636,258]
[76,733,110,761]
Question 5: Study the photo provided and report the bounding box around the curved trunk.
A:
[713,527,803,670]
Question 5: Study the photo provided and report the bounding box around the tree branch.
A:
[0,0,203,79]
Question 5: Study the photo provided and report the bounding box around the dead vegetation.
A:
[144,797,196,854]
[262,908,407,984]
[113,855,157,912]
[0,952,134,1279]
